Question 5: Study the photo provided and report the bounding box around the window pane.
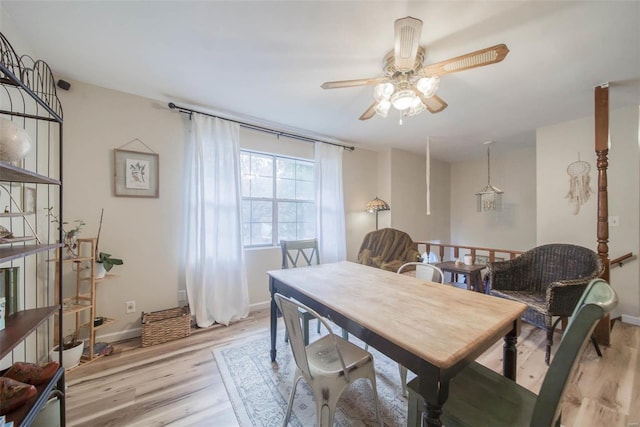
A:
[278,222,297,242]
[298,202,315,223]
[251,200,272,222]
[251,222,272,245]
[278,201,297,222]
[296,161,314,181]
[252,176,273,198]
[296,180,314,200]
[297,221,316,240]
[252,154,273,177]
[277,158,295,179]
[276,177,295,199]
[242,200,251,222]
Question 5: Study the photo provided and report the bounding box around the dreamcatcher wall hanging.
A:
[565,154,593,215]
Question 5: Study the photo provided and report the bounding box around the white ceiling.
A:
[2,1,639,162]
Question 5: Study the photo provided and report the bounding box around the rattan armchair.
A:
[485,243,603,364]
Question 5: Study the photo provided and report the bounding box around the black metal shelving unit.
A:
[1,31,65,426]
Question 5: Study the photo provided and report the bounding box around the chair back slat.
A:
[530,278,617,427]
[281,239,320,269]
[397,262,445,284]
[275,294,312,377]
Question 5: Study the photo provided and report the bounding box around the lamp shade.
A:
[366,197,390,213]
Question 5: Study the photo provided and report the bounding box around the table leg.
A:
[422,401,443,427]
[270,279,278,362]
[503,325,518,380]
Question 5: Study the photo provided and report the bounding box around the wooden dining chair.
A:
[406,278,618,427]
[396,262,445,397]
[280,239,321,345]
[274,293,382,427]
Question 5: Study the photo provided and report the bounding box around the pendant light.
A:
[475,141,503,212]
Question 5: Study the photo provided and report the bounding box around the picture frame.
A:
[21,186,36,213]
[114,149,159,198]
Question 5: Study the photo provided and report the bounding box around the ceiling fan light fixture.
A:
[391,89,416,110]
[375,100,391,117]
[416,76,440,97]
[374,82,394,102]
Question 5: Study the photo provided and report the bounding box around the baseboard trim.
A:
[95,302,271,344]
[621,314,640,327]
[96,327,141,343]
[250,300,270,312]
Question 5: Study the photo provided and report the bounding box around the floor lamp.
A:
[366,197,390,230]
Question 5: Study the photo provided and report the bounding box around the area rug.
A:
[213,331,413,426]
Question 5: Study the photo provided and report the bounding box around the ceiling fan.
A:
[321,16,509,122]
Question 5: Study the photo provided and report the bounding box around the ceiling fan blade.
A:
[418,93,448,114]
[419,44,510,77]
[394,16,423,72]
[359,102,378,120]
[321,77,388,89]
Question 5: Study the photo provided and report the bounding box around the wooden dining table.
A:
[268,261,527,427]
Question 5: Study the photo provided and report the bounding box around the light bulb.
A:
[374,83,394,102]
[391,89,416,110]
[416,76,440,97]
[375,100,391,117]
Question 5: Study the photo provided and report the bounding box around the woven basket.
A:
[141,306,191,347]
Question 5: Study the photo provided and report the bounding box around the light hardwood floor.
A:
[65,309,640,426]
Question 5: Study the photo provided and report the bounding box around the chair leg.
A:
[546,327,553,365]
[406,378,423,427]
[591,334,603,357]
[341,329,349,341]
[368,371,383,427]
[399,364,408,397]
[317,318,321,334]
[284,375,303,426]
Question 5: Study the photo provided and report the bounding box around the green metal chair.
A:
[407,278,618,427]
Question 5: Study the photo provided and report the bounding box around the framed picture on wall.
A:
[113,149,159,198]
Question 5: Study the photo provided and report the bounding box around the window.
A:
[241,150,315,247]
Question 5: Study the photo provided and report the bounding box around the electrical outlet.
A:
[178,290,187,301]
[125,300,136,314]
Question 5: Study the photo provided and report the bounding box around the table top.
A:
[436,260,487,274]
[268,261,526,369]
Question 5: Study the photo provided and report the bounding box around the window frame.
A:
[240,149,315,248]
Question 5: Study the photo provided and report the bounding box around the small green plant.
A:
[46,207,85,256]
[97,252,123,272]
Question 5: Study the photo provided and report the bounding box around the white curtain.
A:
[183,113,249,327]
[314,143,346,263]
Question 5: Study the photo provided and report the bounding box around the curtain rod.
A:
[168,102,355,151]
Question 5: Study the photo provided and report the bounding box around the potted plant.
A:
[94,208,123,279]
[46,207,85,258]
[95,252,123,278]
[49,333,84,369]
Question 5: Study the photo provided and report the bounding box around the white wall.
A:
[537,105,640,317]
[389,148,450,243]
[450,145,537,251]
[58,81,187,340]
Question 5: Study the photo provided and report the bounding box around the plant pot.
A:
[95,262,106,279]
[50,340,84,370]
